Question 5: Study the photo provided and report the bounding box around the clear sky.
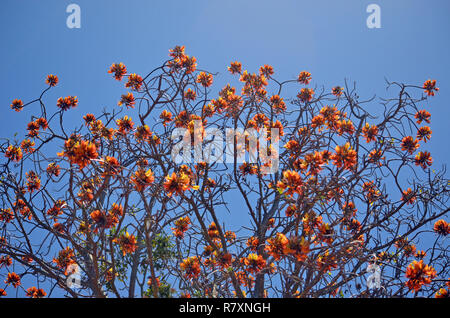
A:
[1,0,449,166]
[0,0,449,297]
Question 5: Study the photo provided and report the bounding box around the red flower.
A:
[401,136,419,154]
[116,115,134,134]
[57,96,78,111]
[113,232,137,256]
[5,145,23,162]
[332,86,343,97]
[125,73,143,91]
[196,72,213,87]
[5,272,21,288]
[298,71,312,85]
[297,88,315,102]
[260,65,274,78]
[416,126,432,142]
[332,142,357,170]
[228,61,242,74]
[108,63,127,81]
[414,151,432,169]
[46,162,61,177]
[265,233,289,260]
[118,92,135,108]
[405,260,436,292]
[433,219,449,236]
[241,253,266,274]
[26,286,47,298]
[172,216,191,239]
[401,188,416,205]
[10,99,24,112]
[180,257,201,279]
[131,168,155,192]
[25,171,41,193]
[46,74,59,87]
[362,123,379,143]
[415,110,431,124]
[163,172,190,197]
[423,79,439,96]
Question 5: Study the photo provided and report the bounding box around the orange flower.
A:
[276,170,303,196]
[70,140,98,169]
[265,233,289,261]
[297,71,312,85]
[131,168,155,192]
[207,222,220,241]
[435,288,449,298]
[14,199,32,220]
[414,151,432,169]
[362,123,379,143]
[125,73,143,91]
[90,209,115,231]
[317,222,334,245]
[116,115,134,134]
[46,162,61,177]
[0,289,6,296]
[260,65,274,78]
[46,200,66,220]
[362,181,381,203]
[405,260,436,292]
[270,95,286,113]
[56,96,78,111]
[286,236,310,262]
[337,119,355,136]
[172,216,191,239]
[160,110,173,126]
[10,99,24,112]
[416,126,432,142]
[228,61,242,74]
[433,219,449,236]
[0,209,14,223]
[196,72,213,87]
[297,88,314,103]
[36,117,48,130]
[4,272,21,288]
[180,55,197,74]
[246,237,260,251]
[108,63,127,81]
[163,172,190,197]
[401,188,416,205]
[184,88,197,101]
[401,136,419,154]
[332,86,343,97]
[5,145,23,162]
[113,232,137,256]
[25,171,41,193]
[241,253,266,274]
[26,287,47,298]
[423,79,439,96]
[46,74,59,87]
[83,113,96,126]
[239,162,258,176]
[415,250,426,259]
[169,45,185,58]
[415,110,431,124]
[180,256,201,279]
[118,92,135,108]
[53,247,76,274]
[332,142,357,170]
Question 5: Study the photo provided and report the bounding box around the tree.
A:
[0,46,448,298]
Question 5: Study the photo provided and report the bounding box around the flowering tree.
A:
[0,46,448,298]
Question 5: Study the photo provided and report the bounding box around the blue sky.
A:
[1,0,449,166]
[0,0,449,297]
